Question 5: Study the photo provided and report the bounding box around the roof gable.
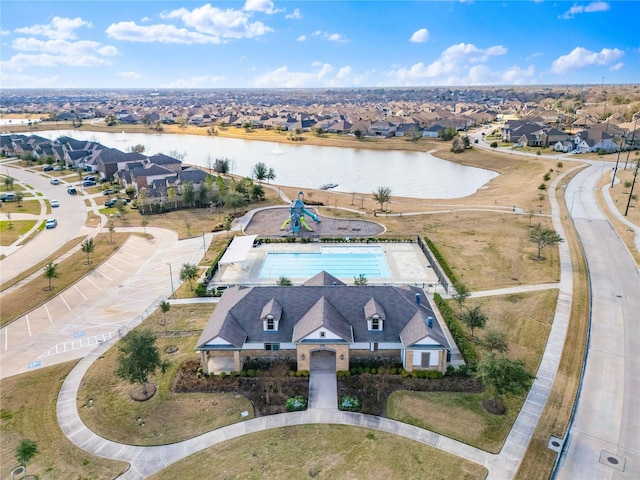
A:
[292,296,353,342]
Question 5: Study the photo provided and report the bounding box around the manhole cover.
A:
[599,450,625,471]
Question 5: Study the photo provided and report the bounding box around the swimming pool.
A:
[259,246,391,279]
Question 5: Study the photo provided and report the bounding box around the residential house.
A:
[196,271,454,375]
[130,163,177,191]
[573,129,617,153]
[422,124,446,138]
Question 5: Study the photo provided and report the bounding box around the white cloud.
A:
[0,71,60,88]
[389,43,508,82]
[119,71,142,79]
[243,0,282,14]
[141,17,152,23]
[609,62,624,71]
[286,8,303,20]
[410,28,429,43]
[296,35,306,42]
[252,63,366,88]
[311,30,348,43]
[163,4,272,39]
[1,30,11,36]
[3,37,117,71]
[159,75,225,88]
[14,16,91,40]
[560,1,610,19]
[526,52,543,61]
[106,22,222,44]
[383,42,535,86]
[550,47,624,74]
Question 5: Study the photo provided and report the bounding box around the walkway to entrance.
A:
[308,350,337,409]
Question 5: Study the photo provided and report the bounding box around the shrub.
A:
[434,293,478,370]
[339,395,361,412]
[246,369,255,377]
[285,396,307,412]
[219,371,227,379]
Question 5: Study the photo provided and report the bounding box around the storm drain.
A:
[547,436,564,453]
[599,450,626,472]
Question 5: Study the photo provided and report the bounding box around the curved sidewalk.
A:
[57,336,490,480]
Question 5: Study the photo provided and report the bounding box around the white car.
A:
[45,218,58,229]
[51,199,59,208]
[50,178,60,185]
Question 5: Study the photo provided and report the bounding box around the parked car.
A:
[43,165,54,171]
[67,186,77,195]
[53,165,63,171]
[104,198,118,207]
[51,199,59,208]
[45,218,58,229]
[83,180,96,187]
[103,189,115,195]
[83,175,96,182]
[50,178,60,185]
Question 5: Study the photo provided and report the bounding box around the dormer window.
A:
[371,316,380,331]
[368,314,383,331]
[263,313,279,332]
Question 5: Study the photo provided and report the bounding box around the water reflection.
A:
[36,130,498,199]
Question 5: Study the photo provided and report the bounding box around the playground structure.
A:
[280,191,320,234]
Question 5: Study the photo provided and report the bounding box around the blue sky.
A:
[1,1,638,89]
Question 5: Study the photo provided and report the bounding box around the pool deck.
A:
[211,241,441,289]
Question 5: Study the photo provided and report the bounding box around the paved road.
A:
[555,163,640,479]
[1,163,89,281]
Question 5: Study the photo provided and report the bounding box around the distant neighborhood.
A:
[2,86,639,160]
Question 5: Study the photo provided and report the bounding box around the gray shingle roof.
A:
[292,296,353,342]
[196,274,450,351]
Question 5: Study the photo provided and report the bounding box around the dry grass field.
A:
[77,304,257,446]
[148,424,488,480]
[0,361,129,480]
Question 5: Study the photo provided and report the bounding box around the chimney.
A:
[415,293,421,305]
[427,316,434,328]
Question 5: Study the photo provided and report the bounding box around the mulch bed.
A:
[172,360,482,417]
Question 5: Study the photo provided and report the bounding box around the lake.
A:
[35,130,498,199]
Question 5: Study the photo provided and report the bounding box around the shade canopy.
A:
[218,235,257,269]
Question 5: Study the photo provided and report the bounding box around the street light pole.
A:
[202,231,207,260]
[167,263,175,299]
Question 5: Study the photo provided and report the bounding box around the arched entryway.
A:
[310,349,336,373]
[308,350,338,409]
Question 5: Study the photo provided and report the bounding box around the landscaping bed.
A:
[172,359,309,416]
[338,373,483,415]
[172,359,482,417]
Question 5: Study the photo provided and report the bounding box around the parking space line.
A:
[44,304,53,323]
[102,263,123,273]
[59,295,72,311]
[26,315,32,336]
[4,328,7,351]
[93,269,112,281]
[74,285,87,301]
[86,277,101,290]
